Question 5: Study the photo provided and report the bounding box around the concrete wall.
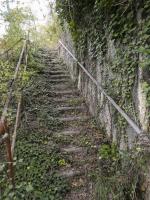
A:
[59,27,149,150]
[58,29,150,199]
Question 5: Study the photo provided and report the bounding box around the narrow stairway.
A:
[15,48,103,199]
[44,49,102,200]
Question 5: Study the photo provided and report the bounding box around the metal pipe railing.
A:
[0,38,24,58]
[58,40,143,136]
[0,39,28,187]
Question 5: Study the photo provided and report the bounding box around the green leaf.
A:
[26,184,34,192]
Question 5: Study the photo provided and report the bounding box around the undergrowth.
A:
[96,143,148,200]
[0,50,70,199]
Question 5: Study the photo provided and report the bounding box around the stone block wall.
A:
[59,27,149,150]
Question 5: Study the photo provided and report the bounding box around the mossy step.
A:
[50,66,66,70]
[58,168,83,178]
[47,91,79,98]
[69,155,98,166]
[49,79,69,83]
[50,74,70,79]
[65,185,93,200]
[50,84,76,90]
[53,90,79,96]
[49,70,67,75]
[56,116,90,122]
[49,67,67,71]
[55,130,81,137]
[61,145,85,154]
[52,97,84,104]
[55,106,84,113]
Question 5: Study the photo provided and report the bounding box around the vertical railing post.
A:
[0,40,27,190]
[0,119,15,187]
[5,135,15,187]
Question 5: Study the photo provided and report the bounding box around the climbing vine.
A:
[56,1,150,199]
[56,0,150,132]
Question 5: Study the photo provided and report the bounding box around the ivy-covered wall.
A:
[57,0,150,149]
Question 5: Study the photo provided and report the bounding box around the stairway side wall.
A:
[59,27,150,200]
[59,26,149,150]
[57,2,150,198]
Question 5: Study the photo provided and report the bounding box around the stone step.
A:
[53,90,79,96]
[65,186,93,200]
[52,97,84,105]
[50,74,70,79]
[55,130,81,137]
[50,84,76,90]
[61,145,84,154]
[55,106,84,112]
[47,91,79,98]
[50,65,65,68]
[58,168,83,178]
[71,155,98,166]
[65,191,89,200]
[49,70,67,75]
[51,68,66,72]
[57,116,90,122]
[49,79,69,83]
[50,61,61,64]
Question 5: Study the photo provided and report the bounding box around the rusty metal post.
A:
[0,119,15,187]
[0,40,27,189]
[5,136,15,187]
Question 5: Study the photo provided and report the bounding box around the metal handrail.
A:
[0,38,24,57]
[1,40,26,121]
[59,40,143,135]
[0,39,28,187]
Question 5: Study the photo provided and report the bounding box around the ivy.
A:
[0,53,70,199]
[96,143,147,200]
[56,0,150,131]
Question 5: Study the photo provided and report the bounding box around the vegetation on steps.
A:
[0,51,70,199]
[96,142,149,200]
[0,1,149,199]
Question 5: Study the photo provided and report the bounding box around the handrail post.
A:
[5,135,15,187]
[0,39,29,190]
[0,40,27,189]
[0,120,15,187]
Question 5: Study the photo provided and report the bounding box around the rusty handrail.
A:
[0,39,28,187]
[11,46,28,156]
[0,38,24,57]
[0,133,9,145]
[1,40,26,121]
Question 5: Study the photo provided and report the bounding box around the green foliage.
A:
[46,14,61,47]
[99,143,119,160]
[31,4,61,48]
[0,60,13,106]
[57,1,150,198]
[56,0,95,43]
[3,7,33,51]
[8,132,68,199]
[0,52,70,199]
[96,144,147,200]
[56,0,150,131]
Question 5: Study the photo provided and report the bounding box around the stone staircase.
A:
[40,49,103,200]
